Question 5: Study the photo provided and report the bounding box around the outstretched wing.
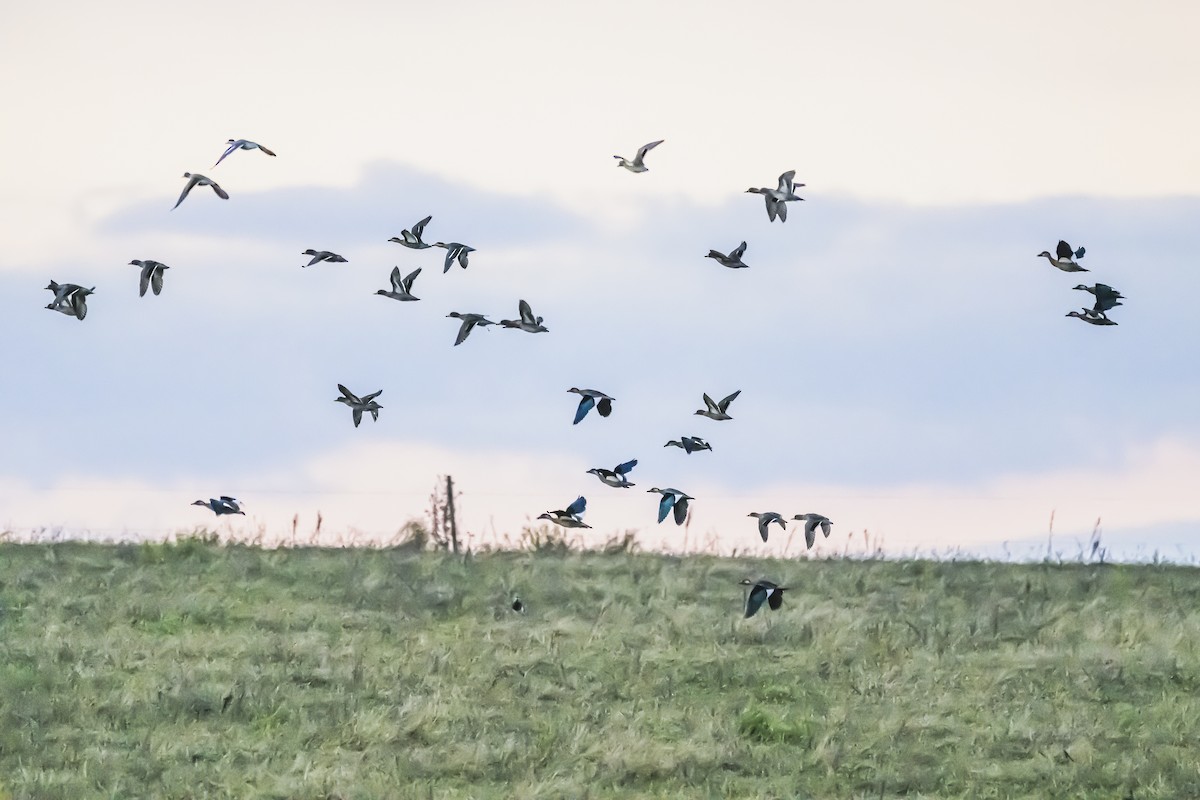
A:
[731,241,747,260]
[767,588,785,611]
[596,397,613,417]
[615,459,637,476]
[413,215,432,239]
[337,384,359,403]
[744,584,767,618]
[213,140,240,167]
[565,496,587,517]
[673,496,689,525]
[573,395,596,425]
[636,139,664,160]
[657,493,676,523]
[518,299,535,325]
[1056,240,1074,260]
[402,268,421,292]
[718,390,741,411]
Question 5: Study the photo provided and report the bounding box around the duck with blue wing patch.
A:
[587,459,637,488]
[538,496,591,528]
[647,487,692,525]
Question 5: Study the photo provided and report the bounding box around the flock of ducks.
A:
[43,136,1121,620]
[1036,240,1127,326]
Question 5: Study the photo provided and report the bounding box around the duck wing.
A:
[656,492,676,524]
[635,139,664,162]
[744,584,767,618]
[412,215,432,240]
[718,390,741,412]
[213,140,241,167]
[401,267,421,293]
[138,264,152,297]
[673,496,689,525]
[150,265,165,296]
[573,395,596,425]
[173,175,199,210]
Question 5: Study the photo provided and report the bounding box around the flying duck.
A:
[647,487,692,525]
[739,578,788,618]
[213,139,276,167]
[793,513,832,549]
[129,260,170,297]
[389,215,433,249]
[500,299,549,333]
[748,512,787,542]
[664,436,712,454]
[568,388,614,424]
[192,496,245,516]
[1037,240,1088,272]
[44,281,94,320]
[376,266,421,301]
[433,242,475,273]
[706,241,749,269]
[302,250,348,268]
[1072,283,1124,313]
[695,390,741,421]
[173,173,229,210]
[614,139,664,173]
[746,170,804,222]
[538,495,591,528]
[446,312,497,345]
[587,458,638,488]
[335,384,383,427]
[1066,308,1118,326]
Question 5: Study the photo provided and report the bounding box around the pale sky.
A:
[2,1,1198,559]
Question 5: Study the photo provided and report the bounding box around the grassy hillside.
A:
[1,536,1199,799]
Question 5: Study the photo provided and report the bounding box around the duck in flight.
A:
[433,242,475,273]
[173,173,229,210]
[1066,308,1118,326]
[568,388,614,424]
[376,267,422,302]
[739,578,788,618]
[446,312,497,346]
[335,384,383,428]
[500,299,549,333]
[1073,283,1124,313]
[44,281,94,320]
[746,170,804,222]
[192,496,245,516]
[302,250,348,268]
[695,390,741,421]
[389,215,433,249]
[538,496,591,528]
[614,139,664,173]
[587,459,638,488]
[1037,240,1087,272]
[664,436,712,454]
[793,513,832,549]
[647,487,692,525]
[706,241,749,269]
[213,139,276,167]
[129,260,170,297]
[748,512,787,542]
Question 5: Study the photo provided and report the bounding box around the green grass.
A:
[2,536,1200,798]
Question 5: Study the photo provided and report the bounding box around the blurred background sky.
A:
[2,0,1198,560]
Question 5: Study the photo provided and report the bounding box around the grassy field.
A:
[1,534,1199,799]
